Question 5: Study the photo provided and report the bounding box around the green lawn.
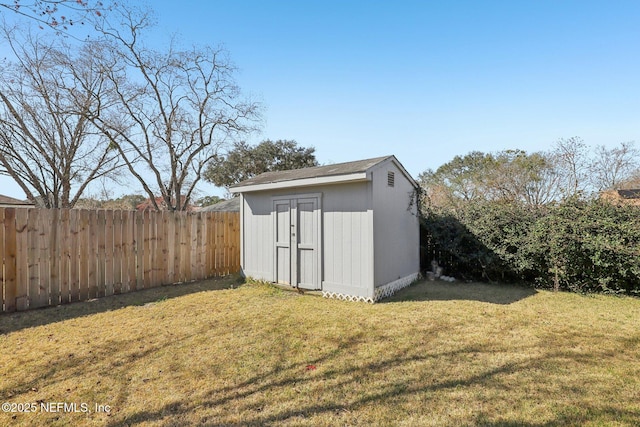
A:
[1,277,639,426]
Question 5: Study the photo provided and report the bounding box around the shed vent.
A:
[387,171,395,187]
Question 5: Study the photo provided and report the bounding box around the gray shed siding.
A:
[239,183,374,298]
[371,161,420,288]
[320,182,374,298]
[240,194,273,280]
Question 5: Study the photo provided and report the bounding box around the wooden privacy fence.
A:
[0,208,240,313]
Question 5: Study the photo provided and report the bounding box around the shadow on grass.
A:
[3,276,634,426]
[382,279,537,305]
[472,404,640,426]
[0,274,244,334]
[106,336,639,427]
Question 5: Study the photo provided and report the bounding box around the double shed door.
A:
[274,195,321,290]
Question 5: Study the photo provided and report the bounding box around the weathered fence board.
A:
[27,209,42,308]
[4,208,17,312]
[69,209,80,303]
[159,212,169,286]
[88,210,98,299]
[15,209,28,311]
[0,208,240,313]
[0,209,4,310]
[49,209,60,306]
[78,210,90,301]
[121,211,133,293]
[135,211,144,291]
[143,210,152,289]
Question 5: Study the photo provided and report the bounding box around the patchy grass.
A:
[1,278,639,426]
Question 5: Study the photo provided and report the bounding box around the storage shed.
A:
[230,155,420,302]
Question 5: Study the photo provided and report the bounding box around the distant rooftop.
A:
[618,189,640,199]
[199,197,240,212]
[0,194,33,206]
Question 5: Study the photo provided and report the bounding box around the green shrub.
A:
[422,199,640,295]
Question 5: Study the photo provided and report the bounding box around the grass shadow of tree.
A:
[104,335,637,426]
[0,274,244,334]
[383,280,537,305]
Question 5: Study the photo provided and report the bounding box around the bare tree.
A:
[90,7,261,211]
[0,26,121,207]
[487,150,561,207]
[0,0,108,32]
[589,141,639,191]
[552,136,590,198]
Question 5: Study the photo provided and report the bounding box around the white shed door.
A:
[273,196,321,290]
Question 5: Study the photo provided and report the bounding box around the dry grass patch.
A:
[1,278,639,426]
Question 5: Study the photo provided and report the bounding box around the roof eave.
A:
[230,172,369,193]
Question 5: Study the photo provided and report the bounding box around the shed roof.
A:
[230,155,416,193]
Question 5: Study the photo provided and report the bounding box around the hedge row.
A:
[422,199,640,295]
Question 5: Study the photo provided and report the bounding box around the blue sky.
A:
[1,0,639,199]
